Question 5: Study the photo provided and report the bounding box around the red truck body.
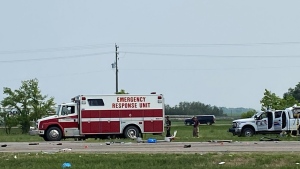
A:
[37,93,165,141]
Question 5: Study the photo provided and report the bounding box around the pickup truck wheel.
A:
[242,128,254,137]
[46,126,62,141]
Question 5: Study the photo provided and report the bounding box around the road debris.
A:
[219,162,225,165]
[208,140,232,143]
[184,144,191,148]
[57,143,62,145]
[29,143,39,145]
[1,144,7,147]
[59,148,72,152]
[147,138,157,143]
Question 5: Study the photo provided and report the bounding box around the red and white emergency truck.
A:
[37,93,165,141]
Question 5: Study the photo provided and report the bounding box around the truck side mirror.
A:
[254,115,257,119]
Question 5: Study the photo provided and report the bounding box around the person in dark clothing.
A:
[192,116,199,138]
[165,116,171,137]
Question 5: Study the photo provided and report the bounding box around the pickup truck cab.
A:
[228,106,300,137]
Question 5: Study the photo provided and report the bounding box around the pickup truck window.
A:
[275,111,282,118]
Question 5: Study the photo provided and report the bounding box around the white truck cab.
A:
[228,106,300,137]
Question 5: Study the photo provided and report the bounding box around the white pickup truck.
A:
[228,105,300,137]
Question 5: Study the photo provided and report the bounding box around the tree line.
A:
[165,101,225,116]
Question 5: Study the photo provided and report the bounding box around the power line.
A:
[2,41,300,55]
[0,52,114,63]
[4,65,300,82]
[0,43,114,55]
[119,65,300,71]
[120,51,300,58]
[0,50,299,64]
[118,41,300,47]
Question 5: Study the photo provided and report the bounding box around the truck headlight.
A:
[233,122,237,127]
[233,122,241,128]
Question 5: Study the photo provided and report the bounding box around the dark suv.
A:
[184,115,215,125]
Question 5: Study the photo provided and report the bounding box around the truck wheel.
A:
[43,135,49,141]
[242,128,254,137]
[46,126,62,141]
[124,126,140,139]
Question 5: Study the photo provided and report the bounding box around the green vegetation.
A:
[0,78,55,134]
[241,110,256,118]
[260,89,298,111]
[1,120,300,142]
[165,101,225,116]
[1,152,300,169]
[221,107,255,116]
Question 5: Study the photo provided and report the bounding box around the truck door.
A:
[274,111,282,131]
[59,105,79,136]
[281,111,287,130]
[256,112,268,131]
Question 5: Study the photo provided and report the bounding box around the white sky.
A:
[1,0,300,110]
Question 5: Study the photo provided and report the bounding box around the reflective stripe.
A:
[81,117,163,122]
[58,118,78,122]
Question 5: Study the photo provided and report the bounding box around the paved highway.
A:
[1,141,300,153]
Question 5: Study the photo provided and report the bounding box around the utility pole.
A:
[115,43,119,94]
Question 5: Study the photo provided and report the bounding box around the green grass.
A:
[1,120,300,142]
[1,152,300,169]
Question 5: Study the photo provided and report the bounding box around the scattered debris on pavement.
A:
[59,148,72,152]
[184,144,191,148]
[208,140,232,143]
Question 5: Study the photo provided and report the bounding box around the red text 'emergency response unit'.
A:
[112,96,151,108]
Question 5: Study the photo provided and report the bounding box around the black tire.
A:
[45,126,62,141]
[242,128,254,137]
[43,135,48,141]
[124,126,140,139]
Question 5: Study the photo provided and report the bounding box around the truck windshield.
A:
[56,105,61,115]
[252,111,262,118]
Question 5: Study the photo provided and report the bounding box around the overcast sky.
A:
[1,1,300,110]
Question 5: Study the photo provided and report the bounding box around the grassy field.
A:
[1,119,300,142]
[1,120,300,169]
[1,152,300,169]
